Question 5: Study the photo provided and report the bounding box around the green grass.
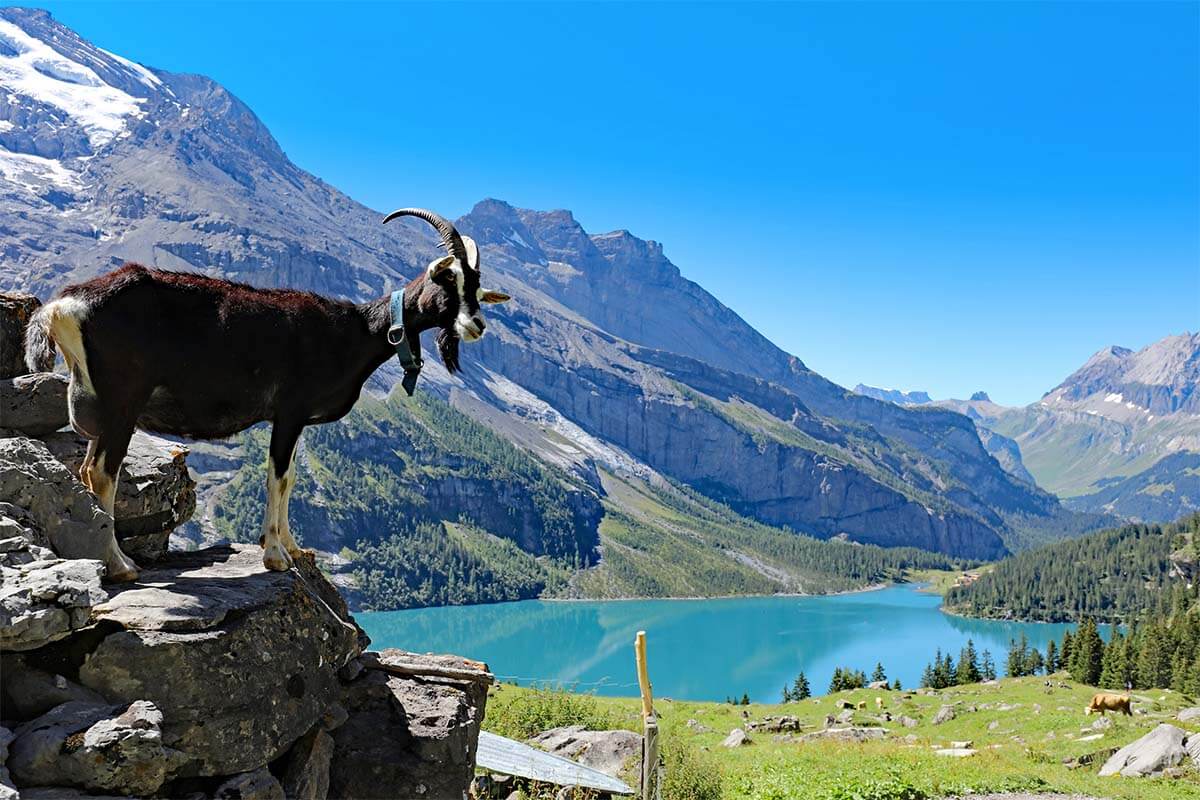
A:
[488,675,1200,799]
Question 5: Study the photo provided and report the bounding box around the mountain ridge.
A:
[0,9,1088,573]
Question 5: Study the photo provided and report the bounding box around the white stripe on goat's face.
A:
[427,236,510,343]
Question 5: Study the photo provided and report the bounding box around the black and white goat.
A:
[24,208,509,581]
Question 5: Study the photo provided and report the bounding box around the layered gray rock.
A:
[8,700,185,795]
[1099,723,1188,777]
[0,436,113,564]
[214,767,285,800]
[0,373,68,437]
[0,726,16,800]
[0,292,40,379]
[330,650,492,800]
[0,557,104,651]
[43,431,196,562]
[77,545,361,777]
[527,726,641,780]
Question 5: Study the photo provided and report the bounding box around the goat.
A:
[24,208,510,582]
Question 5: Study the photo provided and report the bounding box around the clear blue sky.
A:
[33,1,1199,405]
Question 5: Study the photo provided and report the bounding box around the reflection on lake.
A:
[358,585,1081,702]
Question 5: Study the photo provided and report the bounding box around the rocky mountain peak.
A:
[1046,332,1198,414]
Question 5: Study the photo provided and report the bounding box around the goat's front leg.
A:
[260,421,304,571]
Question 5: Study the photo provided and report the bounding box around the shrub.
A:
[660,739,723,800]
[483,686,622,740]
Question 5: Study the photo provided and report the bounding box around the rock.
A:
[685,718,710,733]
[528,725,641,779]
[834,710,854,725]
[933,705,956,725]
[1090,716,1112,730]
[76,545,361,777]
[0,557,105,651]
[1186,732,1200,766]
[213,767,284,800]
[281,726,334,800]
[0,293,40,379]
[1077,733,1104,742]
[330,650,491,800]
[0,726,16,800]
[867,680,889,690]
[8,700,185,795]
[721,728,751,747]
[0,436,115,565]
[43,431,196,562]
[899,716,919,728]
[949,740,973,748]
[1178,707,1200,723]
[935,747,976,757]
[802,727,887,743]
[1099,723,1187,777]
[747,715,802,733]
[0,656,108,718]
[0,373,68,436]
[987,721,1000,731]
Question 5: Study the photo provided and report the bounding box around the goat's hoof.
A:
[105,556,140,583]
[262,543,293,572]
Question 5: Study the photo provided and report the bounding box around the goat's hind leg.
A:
[260,421,304,571]
[87,421,140,583]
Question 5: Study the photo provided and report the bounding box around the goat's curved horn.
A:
[383,208,471,269]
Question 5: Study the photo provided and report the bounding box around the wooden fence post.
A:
[635,630,660,800]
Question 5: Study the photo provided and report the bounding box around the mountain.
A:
[0,9,1080,584]
[937,335,1200,508]
[1065,451,1200,522]
[853,385,933,406]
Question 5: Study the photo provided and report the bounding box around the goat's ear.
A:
[480,289,511,304]
[462,236,480,272]
[426,255,456,279]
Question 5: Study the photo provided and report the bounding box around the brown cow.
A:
[1086,693,1132,716]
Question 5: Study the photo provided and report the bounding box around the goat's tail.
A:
[24,303,56,373]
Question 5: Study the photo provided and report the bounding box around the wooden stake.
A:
[635,630,660,800]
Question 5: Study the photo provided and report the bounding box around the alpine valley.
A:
[0,7,1138,609]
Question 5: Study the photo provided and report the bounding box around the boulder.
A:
[802,727,887,743]
[0,373,68,436]
[935,747,976,757]
[721,728,751,747]
[528,725,642,779]
[933,705,956,725]
[0,656,108,718]
[281,726,335,800]
[899,716,919,728]
[1178,707,1200,723]
[43,431,196,562]
[834,709,854,725]
[0,292,40,379]
[8,700,185,795]
[1099,723,1187,777]
[0,436,114,564]
[329,650,492,800]
[0,726,16,800]
[213,767,285,800]
[76,545,361,777]
[0,557,104,651]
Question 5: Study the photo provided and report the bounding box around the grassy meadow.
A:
[484,675,1200,799]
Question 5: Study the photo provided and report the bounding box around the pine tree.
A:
[1026,647,1045,675]
[981,650,996,681]
[1071,618,1104,685]
[1060,630,1074,668]
[793,672,811,700]
[1006,636,1027,678]
[781,685,792,703]
[892,678,902,691]
[1046,640,1059,674]
[871,662,887,683]
[829,667,844,694]
[920,662,935,689]
[1099,632,1129,689]
[956,639,981,685]
[741,693,750,706]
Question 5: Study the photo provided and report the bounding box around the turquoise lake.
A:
[357,585,1078,703]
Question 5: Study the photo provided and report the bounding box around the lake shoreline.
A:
[543,580,894,604]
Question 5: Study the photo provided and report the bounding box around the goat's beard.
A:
[436,329,461,374]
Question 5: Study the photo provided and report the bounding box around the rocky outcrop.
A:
[43,431,195,562]
[329,650,492,800]
[0,292,40,379]
[0,556,104,651]
[1099,723,1193,777]
[527,726,642,780]
[0,373,68,437]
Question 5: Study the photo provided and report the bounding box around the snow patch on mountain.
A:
[0,145,80,191]
[0,18,142,149]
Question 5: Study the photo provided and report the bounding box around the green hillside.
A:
[945,513,1200,623]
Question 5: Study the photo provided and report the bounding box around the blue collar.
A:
[387,289,422,396]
